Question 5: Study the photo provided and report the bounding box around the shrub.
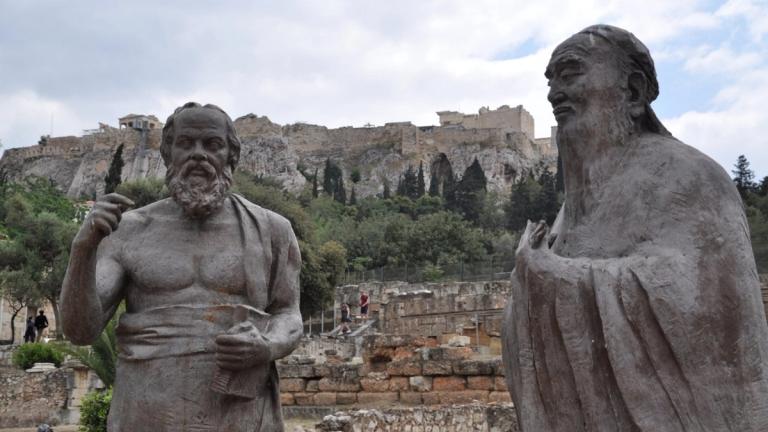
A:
[422,264,444,282]
[12,342,63,370]
[79,389,112,432]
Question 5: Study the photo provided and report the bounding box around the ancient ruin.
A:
[0,104,556,200]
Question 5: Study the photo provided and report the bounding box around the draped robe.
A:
[502,135,768,431]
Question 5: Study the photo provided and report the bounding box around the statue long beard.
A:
[557,102,634,222]
[166,161,233,220]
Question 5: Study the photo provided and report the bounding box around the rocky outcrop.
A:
[0,109,557,199]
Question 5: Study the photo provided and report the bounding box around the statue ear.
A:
[627,71,648,119]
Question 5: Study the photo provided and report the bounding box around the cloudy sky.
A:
[0,0,766,178]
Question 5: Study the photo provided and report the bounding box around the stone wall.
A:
[315,403,518,432]
[277,335,510,409]
[336,281,511,351]
[0,366,69,428]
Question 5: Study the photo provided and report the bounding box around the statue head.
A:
[546,24,670,141]
[161,102,242,219]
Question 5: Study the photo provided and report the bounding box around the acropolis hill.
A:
[0,104,557,199]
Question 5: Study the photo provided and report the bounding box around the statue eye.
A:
[175,137,193,149]
[205,138,224,151]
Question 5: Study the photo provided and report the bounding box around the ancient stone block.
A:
[467,376,494,390]
[421,392,440,405]
[444,347,474,360]
[293,392,315,405]
[447,335,471,347]
[280,378,306,392]
[490,391,512,403]
[318,377,360,392]
[336,392,357,405]
[409,376,433,392]
[437,390,489,404]
[360,377,390,392]
[314,392,337,405]
[432,376,466,391]
[454,359,494,375]
[399,392,423,405]
[494,376,508,392]
[389,377,409,391]
[278,364,315,378]
[280,393,295,406]
[305,379,320,392]
[386,359,421,376]
[357,392,399,405]
[422,360,452,376]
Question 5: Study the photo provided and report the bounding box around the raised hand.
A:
[77,193,135,245]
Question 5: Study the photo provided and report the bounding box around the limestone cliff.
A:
[0,106,557,199]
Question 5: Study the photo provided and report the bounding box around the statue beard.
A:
[166,161,232,220]
[556,98,634,221]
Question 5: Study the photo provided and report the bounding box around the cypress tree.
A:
[383,180,391,199]
[417,161,426,198]
[349,186,357,205]
[451,158,487,223]
[104,144,125,194]
[312,168,319,198]
[428,171,440,197]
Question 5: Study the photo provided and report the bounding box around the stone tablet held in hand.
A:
[501,24,768,431]
[61,102,303,432]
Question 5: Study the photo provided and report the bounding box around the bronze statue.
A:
[502,25,768,431]
[61,103,302,431]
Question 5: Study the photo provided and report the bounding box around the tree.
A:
[382,179,391,199]
[0,269,40,344]
[733,155,756,200]
[322,159,346,204]
[534,166,560,225]
[115,178,168,208]
[349,186,357,205]
[104,144,125,194]
[397,165,419,200]
[312,168,319,198]
[505,176,535,231]
[428,171,440,197]
[417,162,426,198]
[350,168,362,184]
[450,158,487,223]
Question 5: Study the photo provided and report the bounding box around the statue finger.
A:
[93,209,119,231]
[102,193,135,211]
[92,218,113,236]
[216,334,248,346]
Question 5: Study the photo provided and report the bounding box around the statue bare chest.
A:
[121,223,248,296]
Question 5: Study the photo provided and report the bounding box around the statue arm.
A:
[263,222,303,362]
[60,195,132,345]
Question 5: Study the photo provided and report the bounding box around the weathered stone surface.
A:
[437,390,489,404]
[467,376,494,390]
[280,392,295,406]
[389,377,409,391]
[336,392,357,405]
[422,360,452,376]
[305,379,320,392]
[293,392,315,406]
[360,377,390,392]
[454,359,494,375]
[314,392,337,405]
[432,376,466,391]
[318,377,361,392]
[385,359,421,376]
[447,335,471,347]
[489,391,512,403]
[357,392,399,405]
[494,376,507,392]
[408,375,433,392]
[278,364,315,378]
[281,378,306,392]
[399,392,423,405]
[0,367,69,428]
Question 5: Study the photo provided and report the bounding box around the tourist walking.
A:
[340,303,351,334]
[24,317,36,343]
[360,292,369,320]
[34,310,48,342]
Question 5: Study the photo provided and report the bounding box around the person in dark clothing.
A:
[24,317,36,343]
[34,310,48,342]
[359,292,369,320]
[340,303,351,334]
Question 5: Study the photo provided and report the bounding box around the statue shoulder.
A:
[117,198,175,235]
[229,194,296,239]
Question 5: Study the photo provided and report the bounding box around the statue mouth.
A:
[552,105,573,119]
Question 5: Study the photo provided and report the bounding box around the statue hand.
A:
[76,193,134,246]
[215,322,272,371]
[516,220,549,256]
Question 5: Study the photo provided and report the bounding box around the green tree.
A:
[322,159,346,204]
[104,144,125,194]
[450,159,487,223]
[397,165,420,200]
[382,179,391,199]
[407,211,485,266]
[417,162,426,198]
[349,186,357,205]
[115,178,168,208]
[0,269,40,344]
[428,171,440,197]
[534,166,560,225]
[350,168,362,184]
[733,155,756,200]
[318,241,347,291]
[505,176,536,231]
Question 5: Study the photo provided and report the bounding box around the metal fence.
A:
[341,255,515,284]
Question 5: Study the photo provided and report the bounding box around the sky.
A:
[0,0,766,179]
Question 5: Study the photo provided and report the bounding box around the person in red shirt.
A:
[359,292,369,320]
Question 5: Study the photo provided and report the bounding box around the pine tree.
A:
[506,177,533,231]
[450,158,487,223]
[350,186,357,205]
[536,167,560,224]
[733,155,756,199]
[104,144,125,194]
[383,180,391,199]
[417,161,426,198]
[428,171,440,197]
[312,168,319,198]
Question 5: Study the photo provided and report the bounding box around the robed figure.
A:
[502,25,768,431]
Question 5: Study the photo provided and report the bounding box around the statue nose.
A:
[190,142,208,161]
[548,89,567,106]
